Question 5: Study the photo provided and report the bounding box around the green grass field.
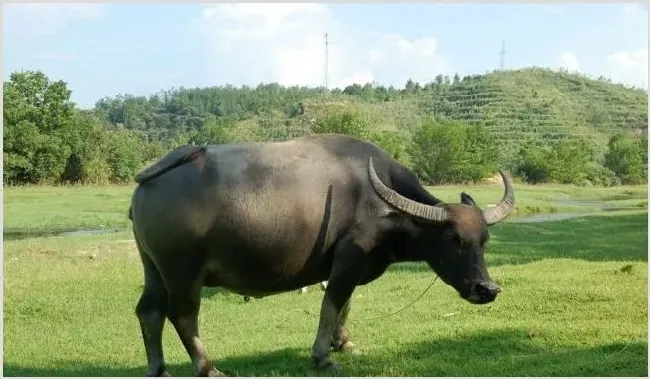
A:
[3,184,648,376]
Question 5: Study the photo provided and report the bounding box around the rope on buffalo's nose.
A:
[357,275,439,321]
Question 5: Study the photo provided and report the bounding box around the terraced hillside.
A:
[412,68,647,159]
[92,67,648,149]
[295,69,647,159]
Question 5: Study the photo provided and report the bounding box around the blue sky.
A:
[3,2,648,109]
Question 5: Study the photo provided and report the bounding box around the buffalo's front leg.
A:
[331,298,355,352]
[311,239,366,370]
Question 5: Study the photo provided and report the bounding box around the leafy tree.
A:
[548,138,594,184]
[312,111,370,139]
[517,138,598,185]
[60,111,108,184]
[192,115,231,145]
[411,119,499,184]
[343,84,363,96]
[3,71,76,184]
[104,129,145,183]
[515,144,552,184]
[368,131,409,164]
[404,79,416,93]
[584,162,617,187]
[604,134,647,184]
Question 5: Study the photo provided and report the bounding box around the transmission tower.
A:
[499,40,506,70]
[324,33,329,92]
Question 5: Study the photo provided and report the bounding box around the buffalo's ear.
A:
[460,192,477,206]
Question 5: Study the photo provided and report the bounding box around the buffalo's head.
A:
[368,158,515,305]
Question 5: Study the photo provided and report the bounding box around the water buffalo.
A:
[129,134,515,376]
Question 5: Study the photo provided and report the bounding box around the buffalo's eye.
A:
[450,233,462,246]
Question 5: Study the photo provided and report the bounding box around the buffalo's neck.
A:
[381,227,423,263]
[389,164,443,206]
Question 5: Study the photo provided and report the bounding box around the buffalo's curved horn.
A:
[368,157,450,223]
[482,170,516,225]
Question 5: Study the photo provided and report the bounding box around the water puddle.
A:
[554,199,607,208]
[510,198,646,224]
[59,229,118,237]
[554,199,645,211]
[510,212,585,223]
[4,228,119,241]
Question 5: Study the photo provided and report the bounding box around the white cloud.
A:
[29,52,72,62]
[605,48,648,89]
[559,51,581,72]
[622,3,648,15]
[540,4,566,15]
[195,3,448,89]
[3,3,105,36]
[618,3,647,34]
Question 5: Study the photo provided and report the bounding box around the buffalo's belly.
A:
[201,235,332,295]
[199,187,341,294]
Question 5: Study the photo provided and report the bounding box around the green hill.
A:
[91,67,648,146]
[406,68,648,161]
[4,68,647,186]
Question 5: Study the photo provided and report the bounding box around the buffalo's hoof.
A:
[313,356,339,372]
[147,367,170,377]
[199,367,226,377]
[338,341,357,353]
[208,368,226,377]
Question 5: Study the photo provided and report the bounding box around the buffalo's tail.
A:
[134,145,206,184]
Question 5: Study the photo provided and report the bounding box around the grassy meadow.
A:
[3,183,648,376]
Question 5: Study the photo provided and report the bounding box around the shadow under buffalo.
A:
[4,329,646,377]
[391,212,647,273]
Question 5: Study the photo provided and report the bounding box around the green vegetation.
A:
[3,68,647,186]
[3,185,647,376]
[4,66,647,376]
[411,119,499,184]
[4,183,647,239]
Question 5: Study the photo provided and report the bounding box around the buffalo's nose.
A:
[474,281,501,301]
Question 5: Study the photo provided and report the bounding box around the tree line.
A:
[3,70,648,187]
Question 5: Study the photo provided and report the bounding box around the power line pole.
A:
[324,32,329,92]
[499,40,506,70]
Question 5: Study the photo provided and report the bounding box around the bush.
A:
[192,115,231,145]
[584,162,618,187]
[547,138,594,184]
[312,110,371,139]
[516,138,596,185]
[104,130,145,183]
[368,130,409,164]
[82,158,112,185]
[604,134,647,185]
[410,119,499,184]
[516,144,552,184]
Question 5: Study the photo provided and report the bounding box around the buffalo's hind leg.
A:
[165,268,223,376]
[135,245,170,376]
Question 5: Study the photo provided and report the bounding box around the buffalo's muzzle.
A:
[470,281,501,304]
